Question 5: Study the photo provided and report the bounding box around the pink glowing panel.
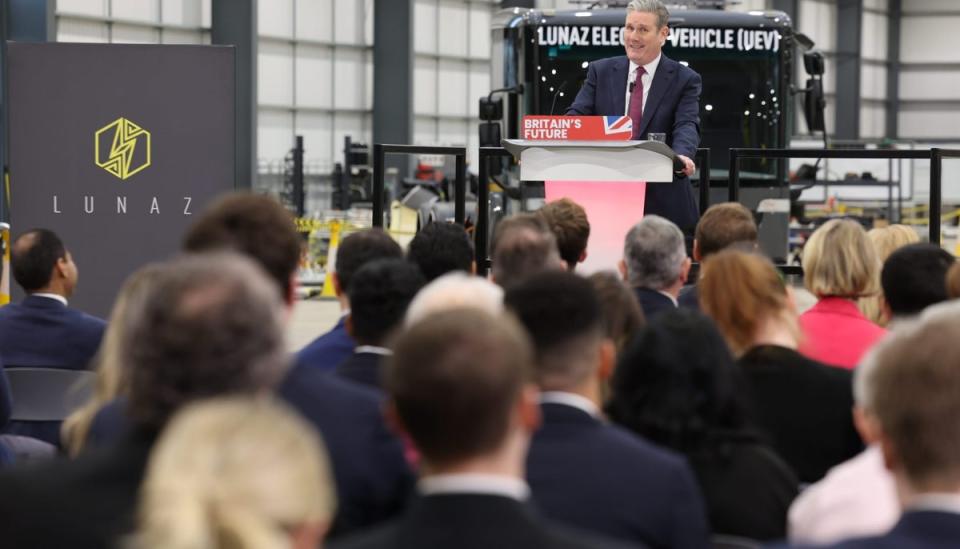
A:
[544,180,647,274]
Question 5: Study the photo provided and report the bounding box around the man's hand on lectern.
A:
[676,154,695,177]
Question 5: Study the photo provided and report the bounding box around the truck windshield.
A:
[532,26,783,179]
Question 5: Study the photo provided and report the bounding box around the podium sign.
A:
[7,43,235,317]
[522,115,633,141]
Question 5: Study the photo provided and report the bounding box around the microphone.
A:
[550,81,569,115]
[629,81,636,93]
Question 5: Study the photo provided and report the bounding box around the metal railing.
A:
[372,144,467,228]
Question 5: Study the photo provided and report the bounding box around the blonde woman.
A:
[799,219,885,369]
[859,224,919,325]
[699,250,862,483]
[132,397,336,549]
[61,264,164,456]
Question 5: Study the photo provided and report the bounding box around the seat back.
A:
[6,367,95,421]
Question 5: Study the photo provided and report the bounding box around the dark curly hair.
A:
[606,309,757,456]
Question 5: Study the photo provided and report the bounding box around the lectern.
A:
[502,138,679,273]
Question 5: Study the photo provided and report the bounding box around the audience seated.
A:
[0,229,107,445]
[132,397,336,549]
[61,265,164,456]
[607,309,798,541]
[505,271,710,549]
[798,219,885,369]
[859,224,919,325]
[332,309,633,549]
[619,215,691,319]
[587,271,645,355]
[879,243,955,325]
[298,229,403,372]
[776,302,960,549]
[89,194,413,538]
[404,272,503,326]
[490,213,565,287]
[680,202,758,311]
[699,250,863,483]
[406,221,475,281]
[0,252,290,548]
[336,258,424,389]
[536,198,591,271]
[787,346,898,544]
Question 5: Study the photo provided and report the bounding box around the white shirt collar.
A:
[31,293,68,306]
[657,290,679,307]
[418,473,530,501]
[355,345,392,356]
[539,391,601,419]
[628,53,662,80]
[908,493,960,515]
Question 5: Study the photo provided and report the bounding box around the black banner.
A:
[7,43,235,317]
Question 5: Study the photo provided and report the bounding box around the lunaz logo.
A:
[95,117,151,180]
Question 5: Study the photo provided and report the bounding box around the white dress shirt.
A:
[354,345,392,356]
[539,391,601,419]
[624,54,662,117]
[418,473,531,501]
[31,293,68,306]
[909,493,960,515]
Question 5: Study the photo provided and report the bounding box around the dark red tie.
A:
[628,67,646,139]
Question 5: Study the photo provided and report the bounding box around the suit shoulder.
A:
[328,521,399,549]
[547,522,648,549]
[604,423,691,469]
[591,56,626,71]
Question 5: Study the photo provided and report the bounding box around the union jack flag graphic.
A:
[604,115,633,135]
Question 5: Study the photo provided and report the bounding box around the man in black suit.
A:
[778,302,960,549]
[0,229,107,444]
[335,258,424,390]
[332,309,637,549]
[679,202,758,311]
[0,252,290,548]
[505,271,710,549]
[491,213,565,288]
[619,215,690,320]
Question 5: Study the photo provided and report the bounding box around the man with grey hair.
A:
[619,215,691,319]
[567,0,702,234]
[490,213,565,288]
[0,252,292,548]
[778,302,960,548]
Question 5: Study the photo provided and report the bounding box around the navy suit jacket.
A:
[298,315,355,373]
[336,351,386,390]
[527,402,710,549]
[678,283,700,312]
[773,510,960,549]
[567,54,702,232]
[634,287,677,321]
[0,295,106,370]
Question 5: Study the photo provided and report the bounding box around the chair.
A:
[5,367,95,422]
[712,535,761,549]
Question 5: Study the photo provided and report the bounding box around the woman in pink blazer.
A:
[798,219,886,369]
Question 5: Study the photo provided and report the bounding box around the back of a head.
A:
[588,271,645,352]
[536,198,591,270]
[868,303,960,490]
[183,193,302,298]
[607,309,748,453]
[802,218,879,298]
[404,272,503,327]
[387,309,533,467]
[491,213,563,286]
[699,250,791,355]
[335,229,404,292]
[622,215,686,290]
[504,271,603,390]
[347,258,425,346]
[881,244,954,318]
[406,222,474,282]
[694,202,758,260]
[868,224,920,263]
[136,397,336,549]
[126,253,289,431]
[11,228,65,292]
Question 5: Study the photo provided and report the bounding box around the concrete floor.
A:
[286,298,343,352]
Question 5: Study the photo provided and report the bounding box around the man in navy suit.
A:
[620,215,691,320]
[505,271,709,549]
[566,0,701,234]
[298,228,403,373]
[0,229,106,370]
[776,303,960,549]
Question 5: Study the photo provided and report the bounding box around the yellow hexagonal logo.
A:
[95,117,151,180]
